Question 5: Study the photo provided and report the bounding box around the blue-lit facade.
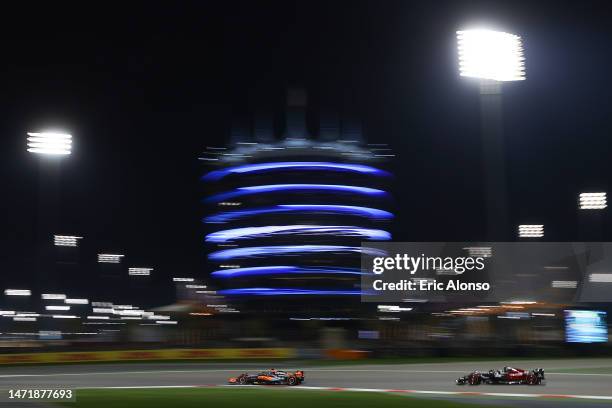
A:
[201,92,393,312]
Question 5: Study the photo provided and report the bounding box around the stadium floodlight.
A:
[589,274,612,283]
[46,305,70,311]
[4,289,31,296]
[463,246,493,258]
[457,29,525,81]
[377,305,413,312]
[14,317,37,322]
[173,277,194,282]
[0,310,16,316]
[54,235,83,247]
[92,308,114,313]
[552,280,578,288]
[518,224,544,238]
[97,254,125,263]
[42,293,66,300]
[64,298,88,305]
[52,315,79,319]
[579,192,607,210]
[91,301,113,307]
[27,132,72,155]
[128,267,152,276]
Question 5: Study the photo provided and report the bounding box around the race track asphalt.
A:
[1,358,612,407]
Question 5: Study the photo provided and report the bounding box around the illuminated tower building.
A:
[201,89,393,314]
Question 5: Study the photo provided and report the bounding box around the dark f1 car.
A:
[456,366,545,385]
[228,369,304,386]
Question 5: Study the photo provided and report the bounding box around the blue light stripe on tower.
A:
[202,161,390,181]
[217,288,364,296]
[204,204,393,223]
[204,184,387,203]
[211,266,367,278]
[208,245,387,260]
[206,225,391,243]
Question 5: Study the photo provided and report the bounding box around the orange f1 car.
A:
[228,369,304,386]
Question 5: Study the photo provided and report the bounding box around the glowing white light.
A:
[148,314,170,320]
[128,267,152,276]
[463,246,493,258]
[97,254,125,263]
[4,289,31,296]
[579,192,607,210]
[52,315,79,319]
[589,274,612,283]
[46,305,70,311]
[27,132,72,155]
[14,317,37,322]
[518,224,543,238]
[116,309,144,316]
[0,310,16,315]
[65,298,88,305]
[87,315,110,320]
[377,305,413,312]
[92,302,113,307]
[552,280,578,288]
[54,235,83,247]
[92,308,114,313]
[156,320,177,325]
[42,293,66,300]
[457,29,525,81]
[173,277,194,282]
[186,285,207,289]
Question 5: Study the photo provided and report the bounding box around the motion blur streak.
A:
[208,245,387,260]
[205,225,391,243]
[217,288,363,296]
[204,204,394,223]
[204,184,388,203]
[211,265,367,278]
[202,161,390,181]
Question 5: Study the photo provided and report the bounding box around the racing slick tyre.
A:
[287,376,298,386]
[526,375,540,385]
[468,375,481,385]
[238,376,248,385]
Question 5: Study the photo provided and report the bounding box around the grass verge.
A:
[57,388,504,408]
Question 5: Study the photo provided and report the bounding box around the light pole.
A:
[457,29,525,240]
[518,224,544,238]
[578,192,607,241]
[27,131,72,300]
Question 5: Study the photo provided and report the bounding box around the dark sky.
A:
[1,1,611,305]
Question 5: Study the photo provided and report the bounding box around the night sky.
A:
[1,1,611,305]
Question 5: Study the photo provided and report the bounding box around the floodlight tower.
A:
[578,192,607,240]
[27,131,73,298]
[457,29,525,240]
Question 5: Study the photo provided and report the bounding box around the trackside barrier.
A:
[324,349,370,360]
[0,348,296,365]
